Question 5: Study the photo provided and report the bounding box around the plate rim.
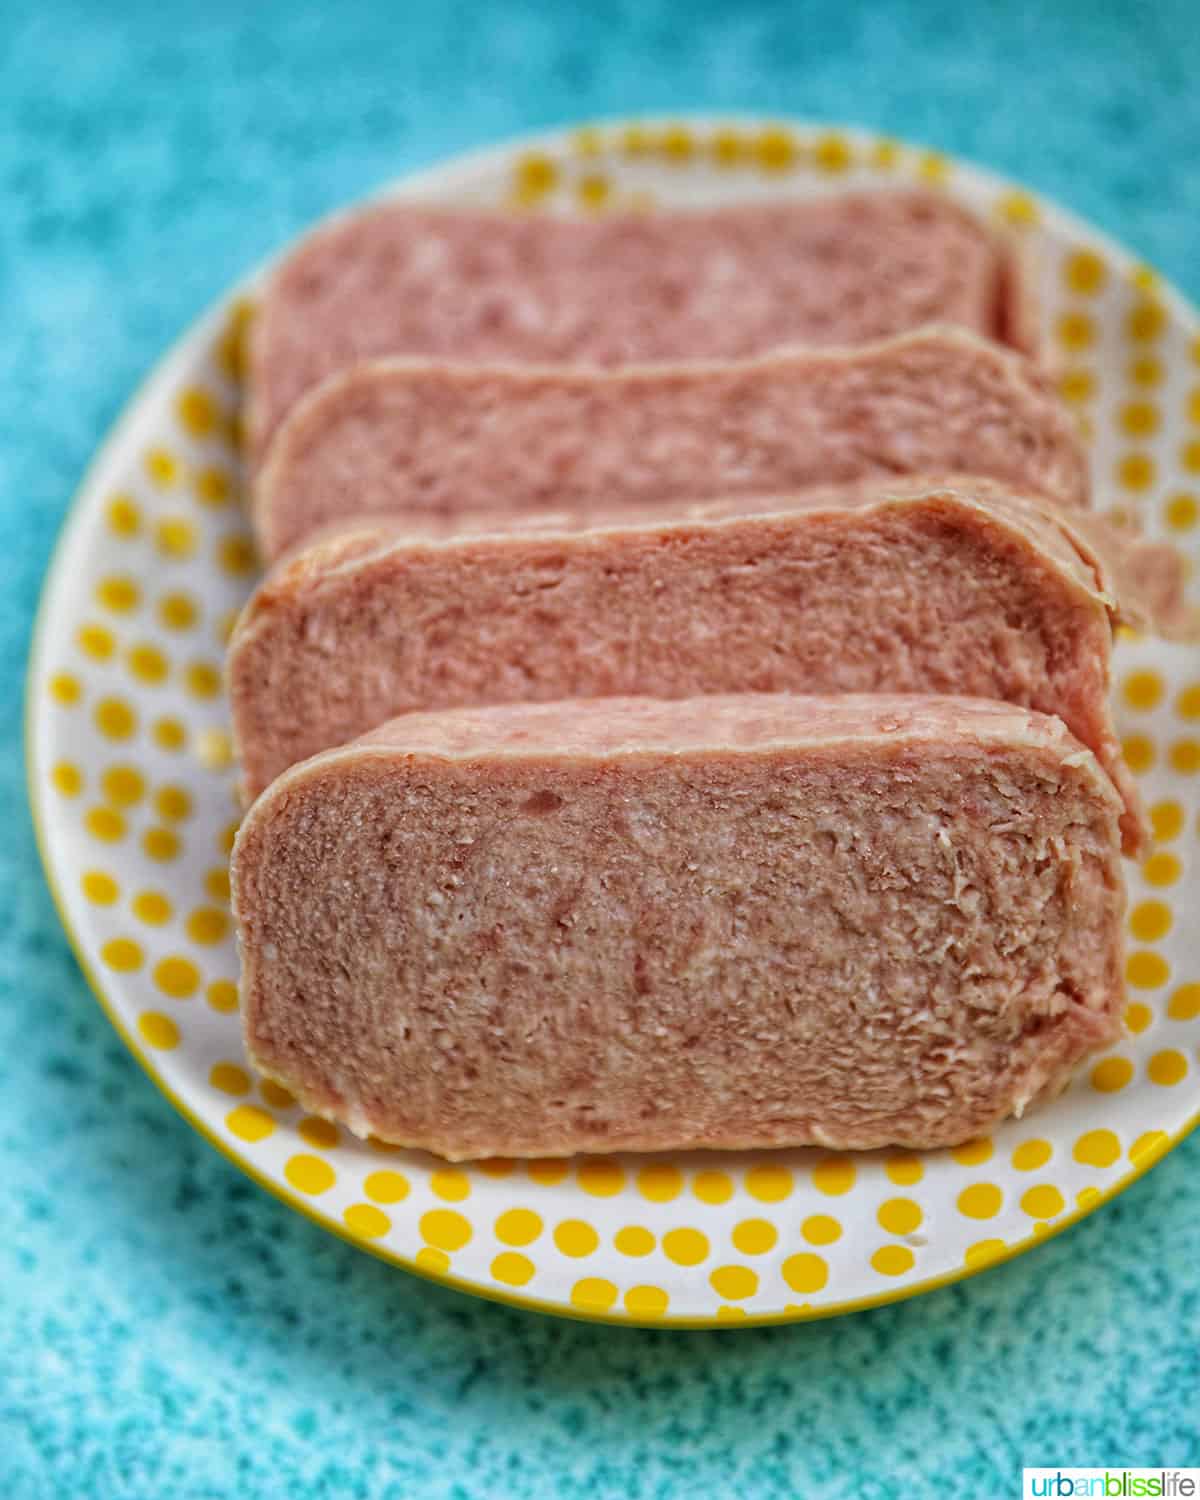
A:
[25,114,1200,1329]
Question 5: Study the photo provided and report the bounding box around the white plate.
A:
[27,119,1200,1327]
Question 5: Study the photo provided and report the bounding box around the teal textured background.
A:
[5,2,1200,1495]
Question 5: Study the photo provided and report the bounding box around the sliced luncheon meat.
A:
[232,693,1127,1160]
[253,327,1088,559]
[247,192,1036,464]
[229,478,1146,853]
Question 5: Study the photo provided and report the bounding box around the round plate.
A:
[27,120,1200,1328]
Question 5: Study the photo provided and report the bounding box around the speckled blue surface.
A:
[5,2,1200,1494]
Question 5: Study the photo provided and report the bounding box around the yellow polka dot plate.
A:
[26,120,1200,1327]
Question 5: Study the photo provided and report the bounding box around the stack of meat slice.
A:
[230,191,1188,1160]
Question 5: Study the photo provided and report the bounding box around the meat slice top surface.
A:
[233,693,1126,1161]
[253,326,1087,560]
[248,191,1030,464]
[229,477,1144,856]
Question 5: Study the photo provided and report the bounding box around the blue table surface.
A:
[4,2,1199,1495]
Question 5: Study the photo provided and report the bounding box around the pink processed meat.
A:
[253,327,1088,559]
[232,693,1127,1160]
[247,192,1036,464]
[229,478,1146,853]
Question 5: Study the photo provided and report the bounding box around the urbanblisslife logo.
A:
[1024,1473,1200,1497]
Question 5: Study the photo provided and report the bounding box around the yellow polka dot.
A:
[1127,300,1166,342]
[1184,441,1200,475]
[177,385,221,439]
[1063,249,1107,294]
[219,821,240,858]
[1129,353,1163,388]
[512,153,558,202]
[527,1158,569,1186]
[917,151,949,184]
[153,955,199,999]
[871,138,900,169]
[143,826,180,862]
[1167,983,1200,1020]
[298,1115,339,1149]
[1175,684,1200,722]
[415,1247,449,1275]
[145,446,180,486]
[194,466,232,507]
[107,494,141,537]
[259,1080,295,1110]
[636,1165,682,1203]
[81,869,119,905]
[1116,453,1157,493]
[731,1218,777,1256]
[49,672,82,705]
[1056,312,1095,352]
[157,592,198,633]
[285,1155,336,1195]
[217,534,257,577]
[183,660,222,699]
[812,133,850,174]
[494,1209,541,1247]
[1123,670,1166,711]
[661,1228,709,1267]
[801,1214,842,1246]
[1149,800,1185,842]
[575,174,611,211]
[1011,1139,1052,1172]
[185,907,228,946]
[883,1155,924,1186]
[1129,1129,1169,1164]
[1058,369,1095,405]
[951,1137,994,1166]
[692,1169,733,1204]
[344,1204,390,1239]
[1131,899,1173,942]
[1073,1129,1120,1168]
[613,1226,655,1258]
[100,764,144,806]
[660,124,695,163]
[553,1219,598,1258]
[1148,1048,1188,1086]
[716,1305,748,1322]
[209,1062,250,1095]
[1127,951,1169,989]
[1091,1056,1135,1092]
[877,1198,923,1235]
[216,609,240,646]
[420,1209,471,1251]
[1170,739,1200,773]
[998,191,1039,228]
[126,642,169,686]
[137,1011,179,1050]
[206,979,239,1013]
[226,1104,274,1142]
[491,1252,534,1287]
[963,1238,1006,1269]
[132,889,172,926]
[94,697,137,741]
[870,1245,915,1277]
[478,1159,514,1178]
[152,717,188,752]
[1020,1184,1064,1220]
[154,515,196,560]
[710,1265,758,1301]
[957,1183,1002,1219]
[624,1284,669,1318]
[52,762,83,797]
[571,1277,617,1312]
[1076,1187,1102,1210]
[196,728,234,771]
[1120,401,1161,438]
[782,1252,829,1294]
[429,1169,470,1202]
[204,867,232,905]
[96,575,140,613]
[1124,1002,1153,1034]
[1122,734,1156,774]
[709,128,745,167]
[811,1159,856,1196]
[577,1160,625,1197]
[76,623,115,661]
[85,805,126,842]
